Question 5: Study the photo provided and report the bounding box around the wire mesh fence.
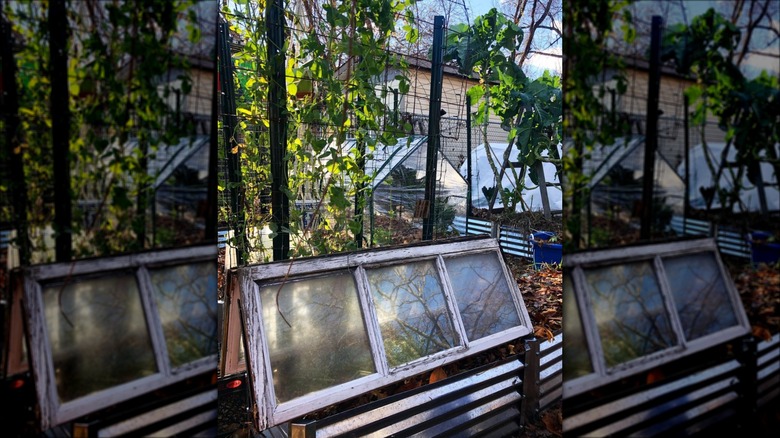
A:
[217,3,562,266]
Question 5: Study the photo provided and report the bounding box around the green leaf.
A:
[329,186,350,210]
[111,186,132,210]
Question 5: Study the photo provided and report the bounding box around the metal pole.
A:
[393,88,399,129]
[205,9,219,243]
[521,337,541,424]
[369,195,375,247]
[683,94,690,234]
[466,94,472,236]
[355,58,365,248]
[355,138,365,248]
[267,0,289,260]
[218,20,246,264]
[422,15,445,241]
[640,16,662,240]
[49,0,72,261]
[1,4,31,265]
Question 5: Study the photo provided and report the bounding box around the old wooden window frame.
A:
[563,238,751,398]
[235,237,534,430]
[20,244,218,430]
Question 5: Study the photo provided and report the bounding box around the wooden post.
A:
[521,337,541,424]
[536,161,552,220]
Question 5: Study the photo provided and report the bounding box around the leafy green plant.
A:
[432,197,456,235]
[4,0,201,261]
[443,8,562,214]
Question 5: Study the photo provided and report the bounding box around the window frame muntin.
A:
[237,237,534,430]
[563,238,751,398]
[21,244,218,430]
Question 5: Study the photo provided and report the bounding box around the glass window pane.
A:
[149,261,218,367]
[259,273,375,403]
[563,271,593,380]
[663,253,739,341]
[584,261,678,368]
[43,274,157,402]
[366,261,459,368]
[444,252,521,340]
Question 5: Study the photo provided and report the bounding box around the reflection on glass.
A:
[663,253,739,341]
[562,271,593,380]
[367,261,459,367]
[584,261,678,368]
[43,274,157,402]
[149,261,218,367]
[445,252,520,340]
[259,273,374,403]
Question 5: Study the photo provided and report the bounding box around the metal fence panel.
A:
[564,359,743,436]
[453,216,535,259]
[499,226,534,259]
[293,357,525,438]
[757,333,780,409]
[670,215,751,258]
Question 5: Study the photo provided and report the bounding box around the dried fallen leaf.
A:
[541,407,563,437]
[753,325,772,342]
[534,326,554,342]
[428,367,447,384]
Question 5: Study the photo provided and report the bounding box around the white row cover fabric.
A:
[461,142,563,212]
[679,142,779,213]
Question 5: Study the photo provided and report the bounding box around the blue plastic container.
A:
[748,231,780,267]
[529,232,562,269]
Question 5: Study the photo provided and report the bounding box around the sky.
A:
[468,0,502,18]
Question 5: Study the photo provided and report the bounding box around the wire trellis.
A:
[217,2,505,264]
